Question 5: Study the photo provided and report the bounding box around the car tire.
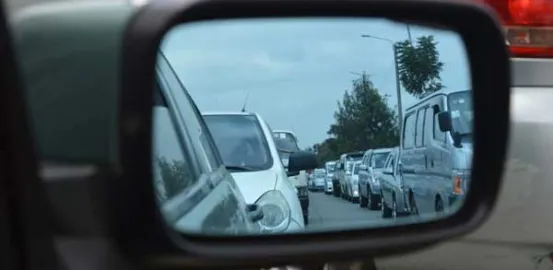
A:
[408,194,419,219]
[367,186,379,210]
[391,197,398,221]
[359,187,368,207]
[381,197,393,219]
[435,197,444,218]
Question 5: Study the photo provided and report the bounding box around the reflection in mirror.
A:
[153,17,472,236]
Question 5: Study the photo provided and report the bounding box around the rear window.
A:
[273,132,300,152]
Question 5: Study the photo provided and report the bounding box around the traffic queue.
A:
[307,88,472,220]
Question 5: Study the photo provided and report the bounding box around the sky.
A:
[161,18,471,149]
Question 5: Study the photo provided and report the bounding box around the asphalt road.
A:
[306,190,392,231]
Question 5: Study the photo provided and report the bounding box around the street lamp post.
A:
[360,34,403,125]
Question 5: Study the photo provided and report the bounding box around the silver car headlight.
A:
[255,190,291,233]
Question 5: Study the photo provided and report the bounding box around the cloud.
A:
[161,18,471,148]
[306,40,353,58]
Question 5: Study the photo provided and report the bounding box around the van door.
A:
[400,112,418,210]
[413,106,435,213]
[431,99,452,210]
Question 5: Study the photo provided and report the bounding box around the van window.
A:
[415,108,425,147]
[403,113,416,149]
[424,107,434,145]
[433,109,446,142]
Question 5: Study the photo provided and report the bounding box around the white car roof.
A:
[373,147,394,154]
[202,111,258,117]
[273,129,296,135]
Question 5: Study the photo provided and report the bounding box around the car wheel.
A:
[381,195,393,219]
[435,197,444,217]
[391,197,398,222]
[359,186,368,207]
[367,186,379,210]
[408,194,419,219]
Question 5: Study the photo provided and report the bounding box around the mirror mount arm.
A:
[452,132,463,148]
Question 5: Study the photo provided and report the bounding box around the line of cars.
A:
[314,89,473,220]
[153,53,318,234]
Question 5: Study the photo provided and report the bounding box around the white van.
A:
[400,89,472,216]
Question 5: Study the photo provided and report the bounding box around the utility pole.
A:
[360,34,403,126]
[406,24,413,45]
[392,43,403,125]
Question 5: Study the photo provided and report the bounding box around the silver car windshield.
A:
[203,114,273,171]
[370,152,389,169]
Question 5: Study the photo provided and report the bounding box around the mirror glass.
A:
[153,17,472,236]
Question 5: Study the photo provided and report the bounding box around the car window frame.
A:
[415,106,428,148]
[156,53,221,172]
[402,112,416,149]
[152,80,200,203]
[432,104,447,142]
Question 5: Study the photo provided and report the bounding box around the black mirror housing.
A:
[437,111,453,132]
[288,151,318,173]
[116,0,511,266]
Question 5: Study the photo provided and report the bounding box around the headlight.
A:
[452,169,470,195]
[255,190,291,233]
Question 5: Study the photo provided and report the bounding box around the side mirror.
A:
[437,111,453,132]
[288,151,318,173]
[359,164,367,171]
[287,171,300,177]
[382,167,393,175]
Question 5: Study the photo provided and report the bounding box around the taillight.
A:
[477,0,553,57]
[453,174,464,195]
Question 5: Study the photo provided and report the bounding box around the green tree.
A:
[317,73,399,164]
[312,138,340,165]
[396,35,444,98]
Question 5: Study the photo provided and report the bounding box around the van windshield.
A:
[447,91,473,136]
